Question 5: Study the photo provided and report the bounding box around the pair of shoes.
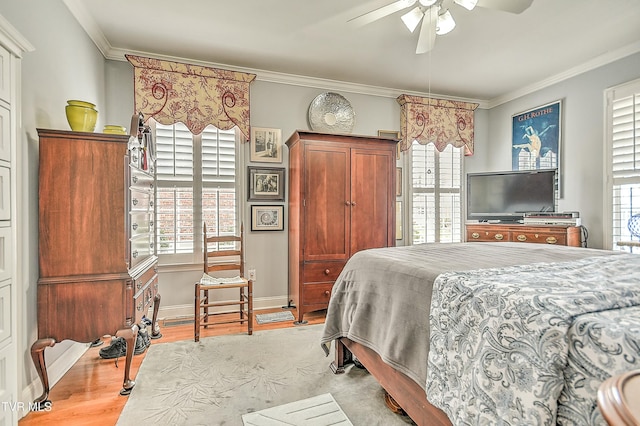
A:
[135,326,151,354]
[98,329,151,359]
[99,337,126,359]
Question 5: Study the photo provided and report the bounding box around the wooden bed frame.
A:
[331,337,451,426]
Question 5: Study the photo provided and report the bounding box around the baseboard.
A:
[20,341,90,418]
[157,295,290,321]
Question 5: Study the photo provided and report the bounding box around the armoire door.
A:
[303,143,350,261]
[350,147,395,254]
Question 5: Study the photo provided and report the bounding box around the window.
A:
[606,79,640,252]
[154,120,239,264]
[410,142,463,244]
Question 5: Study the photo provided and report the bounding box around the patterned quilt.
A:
[427,253,640,426]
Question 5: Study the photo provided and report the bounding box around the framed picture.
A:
[396,167,402,197]
[378,130,401,159]
[251,205,284,231]
[396,201,402,240]
[248,166,285,201]
[511,100,562,172]
[250,127,282,163]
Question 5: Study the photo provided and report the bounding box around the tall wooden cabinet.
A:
[287,131,397,324]
[31,129,161,406]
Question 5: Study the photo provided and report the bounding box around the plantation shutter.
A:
[608,80,640,250]
[155,121,237,258]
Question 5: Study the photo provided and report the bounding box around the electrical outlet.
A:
[248,269,256,281]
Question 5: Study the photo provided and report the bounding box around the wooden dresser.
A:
[287,131,397,324]
[31,129,161,407]
[466,223,583,247]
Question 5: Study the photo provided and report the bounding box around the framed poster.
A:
[248,167,285,201]
[511,100,562,172]
[251,205,284,231]
[250,127,282,163]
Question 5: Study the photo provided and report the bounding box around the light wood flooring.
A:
[19,308,326,426]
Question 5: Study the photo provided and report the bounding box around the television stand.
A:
[466,223,583,247]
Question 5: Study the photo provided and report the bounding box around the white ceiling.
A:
[65,0,640,106]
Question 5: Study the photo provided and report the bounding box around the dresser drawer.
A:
[129,234,154,267]
[133,274,158,324]
[129,189,152,213]
[130,167,154,191]
[511,231,566,245]
[467,229,508,242]
[303,261,346,283]
[130,212,153,237]
[302,282,333,306]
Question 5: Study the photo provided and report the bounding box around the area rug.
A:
[117,324,414,426]
[255,310,295,324]
[241,393,352,425]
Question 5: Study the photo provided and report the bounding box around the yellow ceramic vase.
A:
[65,100,98,132]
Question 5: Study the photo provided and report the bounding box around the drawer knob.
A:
[546,236,558,244]
[132,223,138,230]
[471,232,480,239]
[324,269,330,275]
[324,290,330,296]
[517,234,527,242]
[495,233,504,241]
[132,176,138,184]
[132,198,138,206]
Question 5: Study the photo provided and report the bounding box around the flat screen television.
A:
[466,169,557,222]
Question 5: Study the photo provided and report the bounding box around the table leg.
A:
[30,338,56,410]
[151,293,162,339]
[115,325,138,396]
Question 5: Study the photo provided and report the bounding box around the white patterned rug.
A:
[242,393,352,425]
[117,324,414,426]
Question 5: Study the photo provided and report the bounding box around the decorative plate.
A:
[308,92,355,134]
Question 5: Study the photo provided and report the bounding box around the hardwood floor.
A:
[19,308,326,426]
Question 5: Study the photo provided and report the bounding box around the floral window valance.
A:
[397,94,479,156]
[126,54,256,140]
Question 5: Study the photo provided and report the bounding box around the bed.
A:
[320,242,640,425]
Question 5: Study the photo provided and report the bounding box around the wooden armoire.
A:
[286,131,397,324]
[32,129,161,406]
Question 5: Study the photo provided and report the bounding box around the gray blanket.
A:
[320,242,617,389]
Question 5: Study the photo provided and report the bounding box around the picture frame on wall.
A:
[248,166,285,201]
[250,127,282,163]
[378,130,401,160]
[511,100,562,172]
[251,205,284,231]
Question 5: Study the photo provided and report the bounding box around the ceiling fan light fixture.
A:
[436,9,456,35]
[453,0,478,11]
[401,6,424,32]
[418,0,438,6]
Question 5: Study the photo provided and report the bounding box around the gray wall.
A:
[466,52,640,248]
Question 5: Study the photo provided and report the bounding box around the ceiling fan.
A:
[349,0,534,54]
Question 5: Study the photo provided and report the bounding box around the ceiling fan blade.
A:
[476,0,533,14]
[348,0,417,27]
[416,8,437,54]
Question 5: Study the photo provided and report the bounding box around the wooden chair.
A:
[194,223,253,342]
[597,369,640,425]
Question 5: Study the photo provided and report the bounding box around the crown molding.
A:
[63,0,113,57]
[104,45,490,108]
[64,0,640,111]
[487,40,640,108]
[0,13,34,56]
